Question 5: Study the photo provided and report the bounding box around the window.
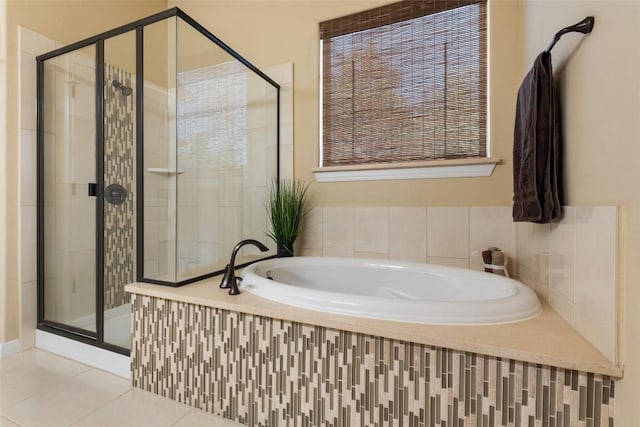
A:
[318,0,489,180]
[178,62,248,167]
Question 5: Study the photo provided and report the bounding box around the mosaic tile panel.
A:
[103,64,135,310]
[131,294,615,427]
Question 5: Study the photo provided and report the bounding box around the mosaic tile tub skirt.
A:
[131,295,615,426]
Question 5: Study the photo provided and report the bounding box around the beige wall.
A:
[169,0,522,208]
[519,1,640,423]
[0,0,8,343]
[0,0,166,342]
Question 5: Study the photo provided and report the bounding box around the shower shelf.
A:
[147,168,185,175]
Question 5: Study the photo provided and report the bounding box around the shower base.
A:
[66,304,132,349]
[35,329,131,378]
[36,304,132,379]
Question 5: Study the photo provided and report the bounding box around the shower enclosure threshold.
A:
[35,330,131,379]
[65,304,132,349]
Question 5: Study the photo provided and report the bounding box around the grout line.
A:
[0,415,23,427]
[170,408,193,426]
[67,386,132,427]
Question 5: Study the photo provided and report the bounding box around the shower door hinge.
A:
[88,183,98,197]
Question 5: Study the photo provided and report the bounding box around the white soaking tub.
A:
[241,257,541,325]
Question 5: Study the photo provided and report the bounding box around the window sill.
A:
[312,158,500,182]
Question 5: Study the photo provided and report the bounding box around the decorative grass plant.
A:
[266,178,310,257]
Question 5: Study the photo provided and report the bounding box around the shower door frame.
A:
[36,34,125,355]
[36,7,281,356]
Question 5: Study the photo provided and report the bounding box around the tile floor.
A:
[0,349,241,427]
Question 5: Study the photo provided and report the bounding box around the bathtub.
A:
[240,257,542,325]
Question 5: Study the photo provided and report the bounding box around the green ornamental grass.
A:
[266,178,310,256]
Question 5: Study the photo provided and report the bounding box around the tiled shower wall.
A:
[132,294,616,427]
[103,64,134,309]
[143,63,293,280]
[296,206,618,363]
[141,79,170,279]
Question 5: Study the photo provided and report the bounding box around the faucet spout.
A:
[220,239,269,295]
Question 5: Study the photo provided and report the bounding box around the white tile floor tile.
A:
[1,370,130,427]
[0,350,242,427]
[71,389,190,427]
[0,416,20,427]
[0,350,91,412]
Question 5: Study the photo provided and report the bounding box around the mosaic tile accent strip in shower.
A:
[131,294,615,427]
[103,64,135,310]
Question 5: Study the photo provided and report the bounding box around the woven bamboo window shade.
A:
[320,0,487,167]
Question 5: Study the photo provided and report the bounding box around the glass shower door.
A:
[103,31,136,350]
[41,45,98,336]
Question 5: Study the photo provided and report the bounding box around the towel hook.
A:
[545,16,595,54]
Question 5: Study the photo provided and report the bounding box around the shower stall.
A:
[36,8,279,355]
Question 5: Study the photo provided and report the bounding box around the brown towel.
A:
[512,52,562,223]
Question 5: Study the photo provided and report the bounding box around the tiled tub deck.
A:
[128,288,619,427]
